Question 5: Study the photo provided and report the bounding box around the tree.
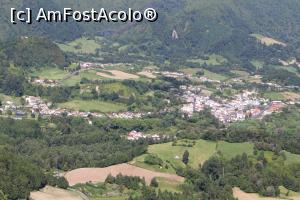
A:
[6,110,12,116]
[105,174,115,184]
[91,88,98,99]
[0,190,7,200]
[31,113,36,118]
[182,150,189,165]
[202,157,223,180]
[150,178,158,188]
[20,97,26,106]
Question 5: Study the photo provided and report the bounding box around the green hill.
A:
[4,37,67,68]
[1,0,300,72]
[2,0,300,48]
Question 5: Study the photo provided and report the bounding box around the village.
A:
[0,96,147,121]
[180,85,287,124]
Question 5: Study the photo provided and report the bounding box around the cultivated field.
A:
[64,163,184,186]
[96,70,139,80]
[30,186,85,200]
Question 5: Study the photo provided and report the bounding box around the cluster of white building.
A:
[160,71,186,78]
[127,130,165,141]
[198,76,221,83]
[181,87,286,124]
[32,79,59,87]
[107,112,149,119]
[80,62,132,70]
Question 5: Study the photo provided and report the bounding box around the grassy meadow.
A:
[133,139,257,174]
[62,70,104,86]
[100,82,137,97]
[58,37,103,54]
[58,100,127,113]
[31,67,69,80]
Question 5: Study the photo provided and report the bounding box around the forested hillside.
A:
[4,37,67,68]
[1,0,300,59]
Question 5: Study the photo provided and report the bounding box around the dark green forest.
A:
[1,0,300,61]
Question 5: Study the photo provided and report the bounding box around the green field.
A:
[58,100,127,113]
[62,70,103,86]
[285,151,300,165]
[231,70,250,77]
[58,37,103,54]
[0,93,22,105]
[156,177,182,193]
[133,139,217,173]
[188,54,227,66]
[100,82,137,97]
[251,60,264,69]
[72,183,134,200]
[279,186,300,199]
[203,69,229,81]
[133,139,258,173]
[216,141,254,159]
[31,67,69,80]
[262,92,285,101]
[180,67,228,81]
[180,68,199,76]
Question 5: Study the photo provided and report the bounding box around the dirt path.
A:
[65,163,184,186]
